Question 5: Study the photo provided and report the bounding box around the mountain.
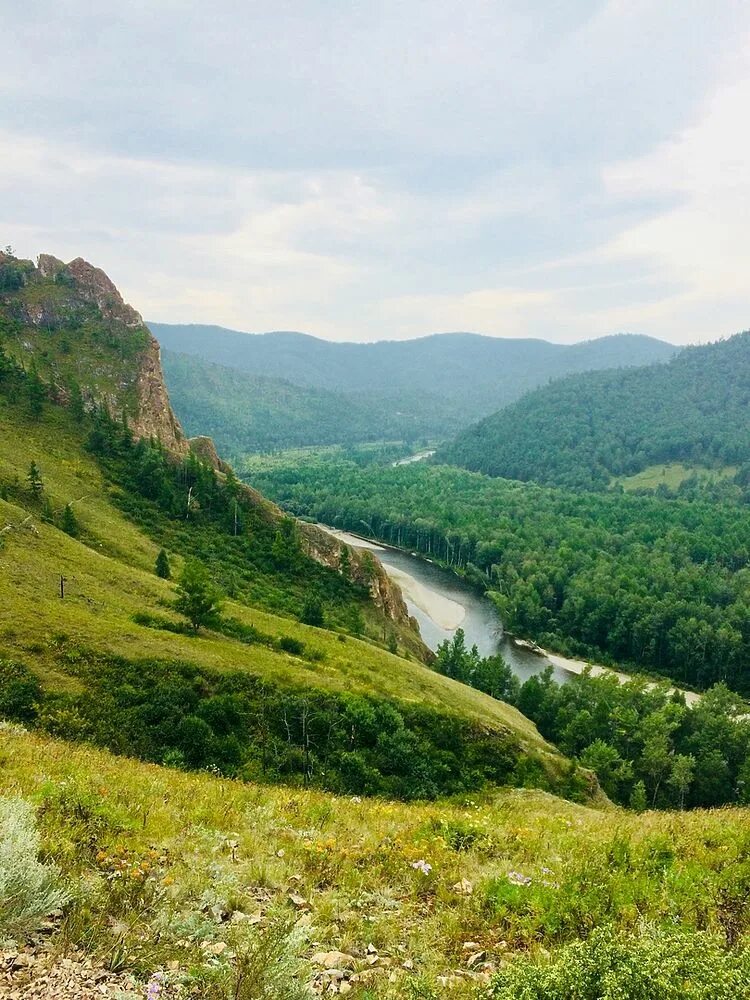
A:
[440,330,750,490]
[0,250,575,803]
[151,322,678,445]
[161,349,429,454]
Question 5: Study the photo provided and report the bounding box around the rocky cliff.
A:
[0,251,188,455]
[298,521,414,628]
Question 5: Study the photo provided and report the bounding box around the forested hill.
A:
[151,323,676,440]
[161,350,438,452]
[441,330,750,490]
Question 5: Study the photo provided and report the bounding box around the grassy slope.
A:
[0,399,552,754]
[615,462,737,492]
[2,726,748,996]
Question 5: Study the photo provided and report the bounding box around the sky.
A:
[1,1,749,344]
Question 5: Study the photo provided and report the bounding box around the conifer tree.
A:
[175,559,224,631]
[26,461,43,497]
[155,548,171,579]
[26,366,45,419]
[60,503,79,537]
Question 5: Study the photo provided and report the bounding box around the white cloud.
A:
[2,4,750,343]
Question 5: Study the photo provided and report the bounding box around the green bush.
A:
[278,635,305,656]
[0,658,41,723]
[488,925,750,999]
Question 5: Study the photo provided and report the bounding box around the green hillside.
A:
[161,349,429,454]
[0,251,578,803]
[440,330,750,490]
[3,255,749,998]
[152,323,676,443]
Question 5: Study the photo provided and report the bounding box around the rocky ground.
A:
[0,921,142,999]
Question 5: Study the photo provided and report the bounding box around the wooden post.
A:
[59,575,67,599]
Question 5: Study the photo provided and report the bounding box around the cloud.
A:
[1,2,749,342]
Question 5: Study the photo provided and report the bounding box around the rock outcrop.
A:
[0,251,189,455]
[189,435,231,473]
[298,522,414,627]
[130,334,189,455]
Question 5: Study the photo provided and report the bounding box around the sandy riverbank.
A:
[317,524,466,631]
[316,525,384,551]
[541,648,702,705]
[383,564,466,632]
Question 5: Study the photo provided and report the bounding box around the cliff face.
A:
[0,252,188,456]
[130,334,189,455]
[298,522,414,628]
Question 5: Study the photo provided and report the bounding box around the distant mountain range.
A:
[440,330,750,489]
[151,323,678,450]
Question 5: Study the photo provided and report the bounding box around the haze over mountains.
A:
[152,322,677,451]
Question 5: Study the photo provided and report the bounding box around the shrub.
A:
[278,636,305,656]
[0,796,69,933]
[219,916,312,1000]
[487,925,750,1000]
[0,658,41,723]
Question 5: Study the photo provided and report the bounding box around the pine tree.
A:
[155,548,171,579]
[25,366,46,419]
[338,544,351,579]
[26,461,43,497]
[60,503,79,537]
[175,559,224,631]
[300,594,325,628]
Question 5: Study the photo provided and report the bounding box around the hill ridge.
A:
[440,328,750,489]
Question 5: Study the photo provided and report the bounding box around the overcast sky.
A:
[2,1,749,344]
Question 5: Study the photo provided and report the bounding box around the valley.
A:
[5,5,750,996]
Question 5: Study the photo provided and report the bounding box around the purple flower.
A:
[508,870,532,886]
[146,972,164,999]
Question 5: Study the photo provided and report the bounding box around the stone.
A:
[312,951,356,969]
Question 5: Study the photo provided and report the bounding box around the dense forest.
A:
[162,349,433,452]
[153,323,675,441]
[249,456,750,694]
[433,630,750,811]
[441,330,750,489]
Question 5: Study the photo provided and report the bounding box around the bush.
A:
[218,916,312,999]
[488,925,750,1000]
[278,636,305,656]
[0,796,69,933]
[0,659,41,723]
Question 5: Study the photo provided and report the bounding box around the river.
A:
[320,526,573,685]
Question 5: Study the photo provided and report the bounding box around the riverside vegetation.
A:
[251,453,750,695]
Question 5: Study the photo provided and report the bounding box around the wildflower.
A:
[146,971,164,999]
[507,870,532,886]
[411,859,432,875]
